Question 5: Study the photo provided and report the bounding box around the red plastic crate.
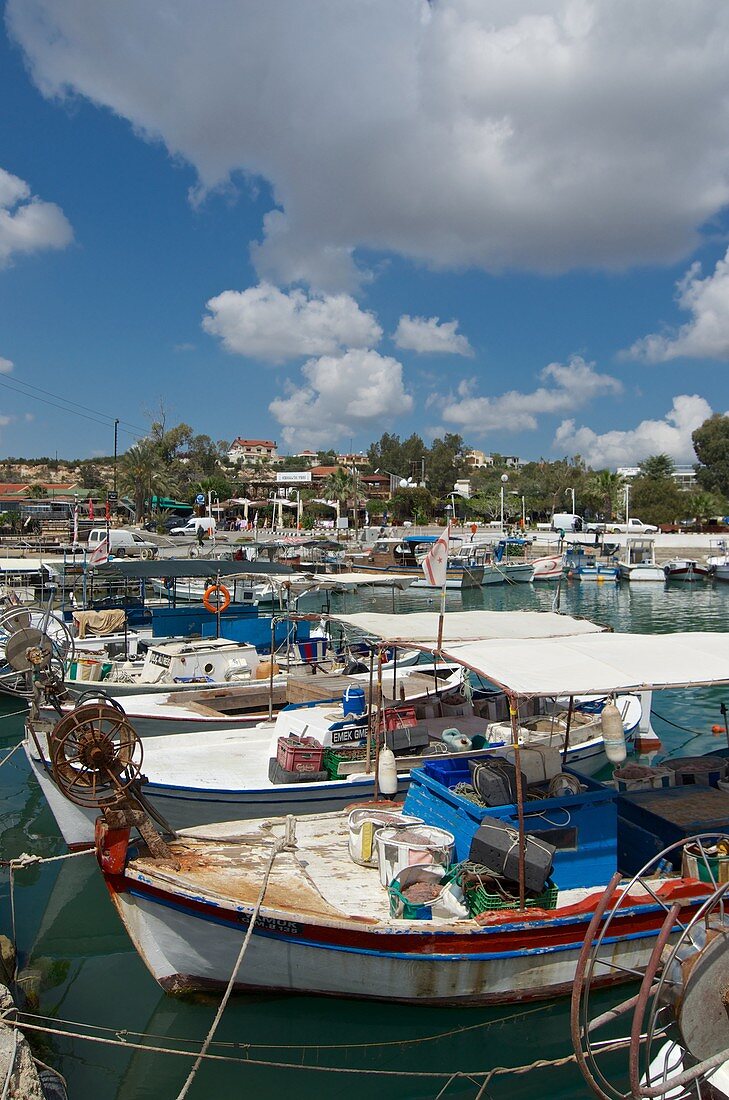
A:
[277,735,324,773]
[383,706,418,732]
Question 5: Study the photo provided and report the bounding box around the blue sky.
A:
[0,1,727,467]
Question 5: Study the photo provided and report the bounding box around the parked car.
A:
[143,515,190,533]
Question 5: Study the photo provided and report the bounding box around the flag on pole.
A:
[73,504,79,545]
[105,499,111,523]
[88,498,94,521]
[422,524,450,588]
[88,537,109,566]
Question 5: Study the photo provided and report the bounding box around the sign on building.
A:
[276,471,312,484]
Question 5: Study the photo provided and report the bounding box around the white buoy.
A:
[601,702,627,765]
[377,745,398,796]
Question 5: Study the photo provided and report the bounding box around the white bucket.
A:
[375,824,455,887]
[347,808,423,867]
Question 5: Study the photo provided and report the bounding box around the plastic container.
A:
[613,763,673,792]
[383,706,417,731]
[403,757,616,891]
[276,735,324,773]
[461,871,558,916]
[347,808,423,867]
[682,841,729,884]
[388,866,447,919]
[375,823,455,887]
[342,686,366,718]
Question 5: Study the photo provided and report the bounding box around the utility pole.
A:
[113,419,120,493]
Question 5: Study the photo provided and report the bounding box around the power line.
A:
[0,375,146,432]
[0,376,147,439]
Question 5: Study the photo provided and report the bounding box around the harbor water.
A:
[1,580,727,1099]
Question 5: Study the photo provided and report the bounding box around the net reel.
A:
[0,604,75,698]
[48,701,176,860]
[50,702,144,809]
[571,834,729,1100]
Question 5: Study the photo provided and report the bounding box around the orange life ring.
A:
[203,583,231,613]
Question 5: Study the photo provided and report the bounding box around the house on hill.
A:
[227,438,279,465]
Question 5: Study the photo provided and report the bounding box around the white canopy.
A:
[329,610,605,644]
[441,631,729,696]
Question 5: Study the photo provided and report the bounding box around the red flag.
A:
[105,499,111,522]
[88,498,94,521]
[422,524,450,588]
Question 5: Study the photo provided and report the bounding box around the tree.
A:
[324,468,352,510]
[389,487,434,521]
[693,414,729,497]
[638,454,675,480]
[687,491,723,525]
[119,439,177,521]
[27,483,48,498]
[426,434,465,498]
[588,470,625,521]
[628,476,684,526]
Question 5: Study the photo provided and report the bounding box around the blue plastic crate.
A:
[403,759,617,890]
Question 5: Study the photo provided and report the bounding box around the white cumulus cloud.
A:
[440,356,622,434]
[0,166,73,266]
[202,283,382,363]
[269,348,413,449]
[553,394,714,466]
[626,247,729,361]
[394,315,473,356]
[9,2,729,288]
[0,357,13,374]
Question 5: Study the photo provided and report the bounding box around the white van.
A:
[551,513,583,533]
[87,528,159,559]
[170,516,217,537]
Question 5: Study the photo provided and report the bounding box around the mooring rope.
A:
[174,837,285,1100]
[0,743,23,771]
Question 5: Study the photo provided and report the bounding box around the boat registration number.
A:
[330,727,363,746]
[149,651,172,668]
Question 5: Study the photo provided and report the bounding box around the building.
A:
[227,439,279,465]
[295,450,319,466]
[617,465,697,491]
[465,450,522,470]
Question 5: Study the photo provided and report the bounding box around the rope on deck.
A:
[174,832,287,1100]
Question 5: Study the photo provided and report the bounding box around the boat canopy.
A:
[93,559,294,579]
[328,610,605,644]
[439,631,729,696]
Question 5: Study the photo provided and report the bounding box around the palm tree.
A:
[324,468,353,515]
[119,439,177,521]
[589,470,625,521]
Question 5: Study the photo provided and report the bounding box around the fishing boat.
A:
[26,610,638,848]
[617,538,666,583]
[350,536,483,589]
[564,546,620,583]
[54,625,728,1005]
[707,538,729,583]
[663,557,711,582]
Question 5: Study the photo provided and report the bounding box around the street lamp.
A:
[566,486,576,515]
[500,474,509,530]
[448,492,458,522]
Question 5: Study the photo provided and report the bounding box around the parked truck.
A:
[585,517,658,535]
